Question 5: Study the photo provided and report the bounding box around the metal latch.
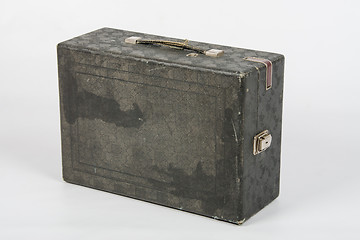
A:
[253,130,272,155]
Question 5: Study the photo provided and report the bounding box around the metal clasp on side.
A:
[253,130,272,155]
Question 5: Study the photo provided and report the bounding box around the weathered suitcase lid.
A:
[58,27,283,75]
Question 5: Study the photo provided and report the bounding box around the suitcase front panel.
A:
[58,47,239,219]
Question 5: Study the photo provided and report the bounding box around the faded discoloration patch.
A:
[73,90,145,128]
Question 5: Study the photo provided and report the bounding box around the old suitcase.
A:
[57,27,285,224]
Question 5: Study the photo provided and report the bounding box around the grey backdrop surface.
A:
[0,0,359,239]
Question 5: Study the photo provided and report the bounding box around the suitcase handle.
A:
[125,36,224,57]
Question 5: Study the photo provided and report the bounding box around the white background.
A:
[1,0,359,239]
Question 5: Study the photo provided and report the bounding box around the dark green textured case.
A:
[57,28,285,224]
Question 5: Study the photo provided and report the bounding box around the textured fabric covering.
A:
[57,28,285,224]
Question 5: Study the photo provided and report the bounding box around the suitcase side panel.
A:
[241,56,285,221]
[58,45,241,222]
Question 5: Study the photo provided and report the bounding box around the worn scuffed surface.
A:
[58,28,285,224]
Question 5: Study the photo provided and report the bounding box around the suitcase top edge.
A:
[58,27,283,75]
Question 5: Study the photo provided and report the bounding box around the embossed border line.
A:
[70,63,224,194]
